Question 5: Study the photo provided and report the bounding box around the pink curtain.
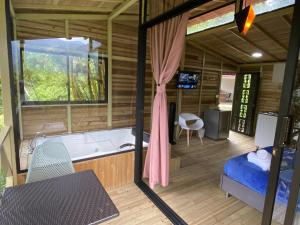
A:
[143,12,190,189]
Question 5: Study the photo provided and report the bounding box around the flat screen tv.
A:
[176,71,200,89]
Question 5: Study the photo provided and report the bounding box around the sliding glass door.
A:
[282,59,300,225]
[262,0,300,224]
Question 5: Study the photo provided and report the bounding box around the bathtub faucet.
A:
[28,132,46,154]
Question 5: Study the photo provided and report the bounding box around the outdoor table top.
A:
[0,170,119,225]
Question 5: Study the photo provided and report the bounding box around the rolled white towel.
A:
[257,149,272,161]
[247,151,272,171]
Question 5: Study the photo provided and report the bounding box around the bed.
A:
[220,146,299,224]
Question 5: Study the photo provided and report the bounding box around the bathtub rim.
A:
[19,127,149,174]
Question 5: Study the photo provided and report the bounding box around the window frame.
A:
[19,47,108,106]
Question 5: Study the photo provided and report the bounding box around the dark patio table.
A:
[0,170,119,225]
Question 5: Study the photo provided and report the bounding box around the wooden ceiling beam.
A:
[187,6,293,40]
[227,29,281,61]
[90,0,123,2]
[53,0,61,5]
[211,34,252,58]
[9,0,15,18]
[13,3,113,13]
[187,40,239,66]
[108,0,138,20]
[15,13,109,20]
[97,2,105,8]
[254,24,288,52]
[281,15,292,27]
[14,13,138,21]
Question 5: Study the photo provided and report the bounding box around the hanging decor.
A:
[235,0,256,35]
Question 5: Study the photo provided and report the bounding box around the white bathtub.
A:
[34,128,148,161]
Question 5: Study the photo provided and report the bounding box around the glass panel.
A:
[70,54,106,102]
[15,37,107,105]
[270,54,300,225]
[23,50,68,102]
[289,54,300,225]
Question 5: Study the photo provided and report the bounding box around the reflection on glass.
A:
[271,60,300,224]
[290,59,300,225]
[23,51,68,102]
[12,37,107,105]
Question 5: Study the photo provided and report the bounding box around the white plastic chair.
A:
[178,113,204,146]
[26,141,75,183]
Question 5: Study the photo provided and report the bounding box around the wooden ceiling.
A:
[12,0,235,19]
[12,0,139,15]
[149,0,234,19]
[11,0,294,65]
[187,6,294,65]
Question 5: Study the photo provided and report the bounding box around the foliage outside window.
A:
[15,38,107,105]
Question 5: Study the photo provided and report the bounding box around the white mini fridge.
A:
[254,112,278,148]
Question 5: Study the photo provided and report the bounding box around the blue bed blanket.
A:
[224,146,297,207]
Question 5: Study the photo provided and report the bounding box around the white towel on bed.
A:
[247,149,272,171]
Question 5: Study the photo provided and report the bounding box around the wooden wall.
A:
[16,19,244,139]
[16,20,154,138]
[71,105,107,132]
[179,44,235,116]
[22,106,68,137]
[257,65,282,113]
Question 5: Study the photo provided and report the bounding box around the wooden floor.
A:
[104,132,280,225]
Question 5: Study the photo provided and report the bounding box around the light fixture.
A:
[235,1,256,35]
[252,52,262,58]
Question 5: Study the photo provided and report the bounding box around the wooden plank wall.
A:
[16,19,239,138]
[257,65,282,112]
[17,20,154,138]
[112,22,137,128]
[71,105,107,132]
[180,44,229,116]
[22,106,68,137]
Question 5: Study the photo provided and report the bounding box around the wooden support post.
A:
[108,0,137,21]
[0,0,17,184]
[106,0,137,128]
[175,41,186,139]
[107,20,112,128]
[217,60,223,106]
[67,105,72,133]
[9,0,22,142]
[198,52,206,115]
[9,0,23,142]
[65,19,69,39]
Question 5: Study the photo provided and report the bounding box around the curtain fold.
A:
[143,12,190,189]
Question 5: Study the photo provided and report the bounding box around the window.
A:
[187,0,295,35]
[18,38,107,105]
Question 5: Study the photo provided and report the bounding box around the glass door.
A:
[282,56,300,225]
[262,0,300,224]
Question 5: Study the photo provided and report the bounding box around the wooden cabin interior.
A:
[0,0,300,225]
